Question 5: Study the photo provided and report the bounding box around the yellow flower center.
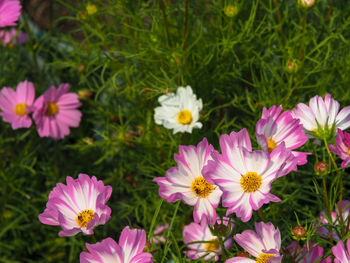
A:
[76,209,94,227]
[256,253,275,263]
[240,172,262,192]
[46,102,59,116]
[348,147,350,156]
[14,103,26,116]
[177,110,192,125]
[267,138,277,152]
[204,239,219,252]
[191,176,214,198]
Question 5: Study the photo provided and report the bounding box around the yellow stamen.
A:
[240,172,262,192]
[191,176,214,198]
[267,138,277,152]
[348,147,350,156]
[46,102,59,116]
[76,209,94,227]
[14,103,26,116]
[204,239,219,252]
[256,253,275,263]
[177,110,192,125]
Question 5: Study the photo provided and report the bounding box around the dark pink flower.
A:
[332,239,350,263]
[0,0,21,28]
[0,80,35,129]
[329,129,350,168]
[33,83,82,139]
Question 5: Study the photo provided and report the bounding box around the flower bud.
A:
[224,5,238,17]
[286,59,300,72]
[78,89,93,100]
[292,225,306,238]
[298,0,315,8]
[315,161,329,174]
[86,4,98,15]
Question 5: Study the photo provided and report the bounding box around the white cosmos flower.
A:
[154,86,203,134]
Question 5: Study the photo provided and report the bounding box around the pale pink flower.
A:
[38,173,112,237]
[154,138,222,225]
[203,129,296,222]
[256,105,310,168]
[0,0,21,27]
[287,242,331,263]
[33,83,82,139]
[0,80,35,129]
[151,223,169,244]
[183,217,233,261]
[0,28,28,45]
[292,94,350,139]
[329,129,350,168]
[80,226,153,263]
[226,222,282,263]
[332,239,350,263]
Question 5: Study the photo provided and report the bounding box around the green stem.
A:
[183,0,189,50]
[258,209,265,222]
[160,0,171,47]
[218,237,227,261]
[291,240,299,263]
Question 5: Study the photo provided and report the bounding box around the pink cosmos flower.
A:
[203,128,296,222]
[151,223,169,244]
[0,0,21,28]
[0,80,35,129]
[256,105,310,168]
[154,138,222,226]
[33,83,82,139]
[292,94,350,139]
[183,217,233,261]
[332,239,350,263]
[287,242,331,263]
[80,226,153,263]
[318,200,350,241]
[0,28,28,46]
[226,222,282,263]
[38,173,112,237]
[329,129,350,168]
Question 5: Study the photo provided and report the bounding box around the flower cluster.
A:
[0,81,82,139]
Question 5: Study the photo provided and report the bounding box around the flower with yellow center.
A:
[240,172,262,192]
[46,102,59,116]
[154,138,222,226]
[204,239,219,252]
[266,138,277,152]
[256,253,275,263]
[154,86,203,134]
[14,103,26,116]
[76,209,95,228]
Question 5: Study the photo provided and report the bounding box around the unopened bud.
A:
[293,226,306,238]
[224,5,238,17]
[315,161,329,174]
[78,65,85,73]
[298,0,315,8]
[86,4,98,15]
[236,252,249,258]
[286,59,300,72]
[78,89,93,100]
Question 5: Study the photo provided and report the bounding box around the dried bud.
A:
[78,65,85,73]
[298,0,315,8]
[315,161,329,174]
[224,5,238,17]
[293,226,306,238]
[236,252,249,258]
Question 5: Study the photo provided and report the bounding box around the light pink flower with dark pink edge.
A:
[256,105,310,168]
[318,200,350,241]
[291,94,350,139]
[329,129,350,168]
[202,128,296,222]
[183,217,233,262]
[33,83,82,139]
[38,173,112,237]
[0,0,21,27]
[287,242,331,263]
[153,138,222,226]
[332,239,350,263]
[80,226,153,263]
[0,28,28,46]
[226,222,283,263]
[0,80,35,129]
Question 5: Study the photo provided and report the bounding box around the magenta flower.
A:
[256,105,310,168]
[318,200,350,241]
[332,239,350,263]
[39,173,112,237]
[33,83,82,139]
[0,28,28,46]
[154,138,222,225]
[329,129,350,168]
[183,217,233,261]
[0,80,35,129]
[80,226,153,263]
[226,222,282,263]
[151,223,169,244]
[287,242,330,263]
[203,128,296,222]
[0,0,21,27]
[292,94,350,139]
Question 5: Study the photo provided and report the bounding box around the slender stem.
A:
[324,137,344,236]
[299,13,307,60]
[160,0,171,47]
[218,237,227,261]
[291,241,299,263]
[22,14,40,80]
[273,0,282,34]
[183,0,189,50]
[322,177,331,219]
[325,0,335,23]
